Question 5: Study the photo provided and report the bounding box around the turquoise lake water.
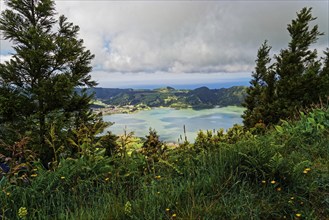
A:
[103,106,244,143]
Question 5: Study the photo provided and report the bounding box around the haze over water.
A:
[103,106,244,143]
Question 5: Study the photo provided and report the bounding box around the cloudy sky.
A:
[1,0,328,89]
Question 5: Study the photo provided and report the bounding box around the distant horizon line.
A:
[92,80,250,90]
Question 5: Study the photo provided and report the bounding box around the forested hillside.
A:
[85,86,246,108]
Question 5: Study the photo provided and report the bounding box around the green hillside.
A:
[91,86,247,108]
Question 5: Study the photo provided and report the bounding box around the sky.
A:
[0,0,328,89]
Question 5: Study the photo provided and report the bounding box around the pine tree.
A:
[0,0,96,163]
[242,41,272,128]
[274,7,323,119]
[142,128,165,160]
[244,7,325,129]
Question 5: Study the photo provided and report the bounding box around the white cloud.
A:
[55,1,328,75]
[1,0,328,87]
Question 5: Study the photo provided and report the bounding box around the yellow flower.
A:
[165,208,170,212]
[6,192,10,196]
[276,187,282,192]
[270,180,276,184]
[290,197,294,200]
[296,213,302,218]
[303,170,308,174]
[261,180,266,184]
[18,207,28,218]
[31,174,37,177]
[305,168,311,171]
[155,175,161,179]
[60,176,65,180]
[172,213,177,217]
[32,168,38,171]
[105,177,110,181]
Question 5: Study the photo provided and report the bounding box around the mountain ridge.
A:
[85,86,247,108]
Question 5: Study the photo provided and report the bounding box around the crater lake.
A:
[103,106,244,143]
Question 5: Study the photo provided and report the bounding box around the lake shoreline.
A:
[102,106,245,142]
[94,104,244,116]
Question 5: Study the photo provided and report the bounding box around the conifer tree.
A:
[242,41,272,128]
[274,7,323,119]
[142,128,165,160]
[0,0,96,162]
[244,7,325,129]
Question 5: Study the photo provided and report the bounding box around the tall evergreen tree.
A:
[243,40,272,128]
[0,0,96,162]
[274,7,323,119]
[244,7,326,129]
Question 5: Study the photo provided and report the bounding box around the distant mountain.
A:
[85,86,247,108]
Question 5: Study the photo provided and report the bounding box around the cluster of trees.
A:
[0,0,99,164]
[243,7,329,128]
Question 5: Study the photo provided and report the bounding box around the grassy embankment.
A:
[1,107,329,219]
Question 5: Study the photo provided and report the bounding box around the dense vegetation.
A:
[0,1,329,219]
[1,107,329,219]
[84,86,247,109]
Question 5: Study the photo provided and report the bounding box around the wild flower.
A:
[31,174,37,177]
[60,176,65,180]
[6,192,10,196]
[295,213,301,218]
[261,180,266,184]
[276,187,282,192]
[105,177,110,181]
[18,207,28,219]
[166,208,170,212]
[155,175,161,179]
[172,213,177,218]
[271,180,276,184]
[303,168,311,174]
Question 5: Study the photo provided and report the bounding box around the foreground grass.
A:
[1,108,329,219]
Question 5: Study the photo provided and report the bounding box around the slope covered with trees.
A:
[86,86,247,108]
